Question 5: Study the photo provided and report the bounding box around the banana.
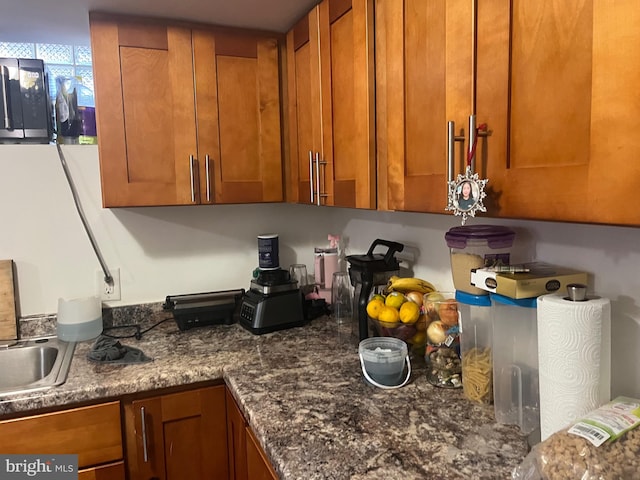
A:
[386,276,436,294]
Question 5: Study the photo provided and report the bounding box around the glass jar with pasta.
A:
[456,291,493,404]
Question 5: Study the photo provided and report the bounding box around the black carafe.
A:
[346,239,404,342]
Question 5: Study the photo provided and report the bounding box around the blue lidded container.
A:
[445,225,516,296]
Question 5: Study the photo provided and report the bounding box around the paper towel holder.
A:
[565,283,588,302]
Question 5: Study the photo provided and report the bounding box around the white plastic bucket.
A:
[359,337,411,389]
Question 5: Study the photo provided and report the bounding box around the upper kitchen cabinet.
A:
[286,0,376,209]
[376,0,473,213]
[193,30,283,205]
[476,0,640,226]
[89,13,284,207]
[378,0,640,226]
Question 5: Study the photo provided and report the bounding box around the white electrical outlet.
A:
[96,268,121,301]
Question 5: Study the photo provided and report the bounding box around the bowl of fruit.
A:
[365,276,437,356]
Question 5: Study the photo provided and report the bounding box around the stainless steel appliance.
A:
[164,289,245,331]
[346,239,404,342]
[237,268,306,334]
[1,58,52,143]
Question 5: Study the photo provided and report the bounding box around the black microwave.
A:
[0,58,52,144]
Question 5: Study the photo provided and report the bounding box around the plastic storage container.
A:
[490,293,540,436]
[445,225,516,295]
[359,337,411,389]
[424,292,462,388]
[457,291,493,404]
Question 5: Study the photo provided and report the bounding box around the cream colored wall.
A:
[1,144,639,398]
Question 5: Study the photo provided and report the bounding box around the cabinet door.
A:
[193,31,284,204]
[376,0,473,213]
[287,0,375,208]
[246,427,278,480]
[319,0,376,209]
[124,385,228,480]
[225,388,248,480]
[477,0,640,226]
[0,401,122,469]
[225,388,277,480]
[286,8,323,204]
[78,461,126,480]
[90,13,198,207]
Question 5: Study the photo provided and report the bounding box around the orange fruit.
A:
[366,299,385,319]
[399,301,420,324]
[378,306,400,324]
[385,291,406,309]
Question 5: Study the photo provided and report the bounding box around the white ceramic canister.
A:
[57,296,103,341]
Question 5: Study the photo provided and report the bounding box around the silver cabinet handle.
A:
[189,155,196,203]
[140,406,149,463]
[468,114,477,173]
[205,154,211,202]
[314,152,329,206]
[308,150,314,203]
[447,121,466,182]
[315,152,321,206]
[467,114,490,173]
[447,121,455,183]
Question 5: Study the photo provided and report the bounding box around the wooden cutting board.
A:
[0,260,18,340]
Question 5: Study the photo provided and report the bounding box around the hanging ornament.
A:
[445,121,489,225]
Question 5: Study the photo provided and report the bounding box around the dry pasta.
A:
[462,347,493,404]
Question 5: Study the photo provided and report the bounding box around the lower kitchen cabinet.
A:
[226,388,278,480]
[78,461,126,480]
[123,384,229,480]
[0,401,124,477]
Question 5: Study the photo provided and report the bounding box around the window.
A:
[0,42,93,102]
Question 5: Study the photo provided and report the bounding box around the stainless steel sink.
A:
[0,336,76,396]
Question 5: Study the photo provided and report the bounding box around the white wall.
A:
[1,145,639,398]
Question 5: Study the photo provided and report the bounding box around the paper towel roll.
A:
[537,294,611,441]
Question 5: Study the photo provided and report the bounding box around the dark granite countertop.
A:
[1,304,529,479]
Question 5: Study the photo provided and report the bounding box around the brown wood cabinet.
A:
[226,389,277,480]
[286,0,376,209]
[377,0,640,226]
[123,385,229,480]
[78,462,126,480]
[0,401,124,478]
[376,0,471,214]
[89,13,284,207]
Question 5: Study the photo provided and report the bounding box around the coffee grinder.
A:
[346,239,404,342]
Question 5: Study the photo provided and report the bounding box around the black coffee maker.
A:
[346,239,404,341]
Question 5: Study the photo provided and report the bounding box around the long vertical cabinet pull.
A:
[466,115,490,173]
[309,150,315,203]
[140,406,149,463]
[189,155,196,203]
[315,152,322,206]
[468,115,477,173]
[205,154,211,203]
[309,150,328,206]
[314,152,328,206]
[447,121,466,182]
